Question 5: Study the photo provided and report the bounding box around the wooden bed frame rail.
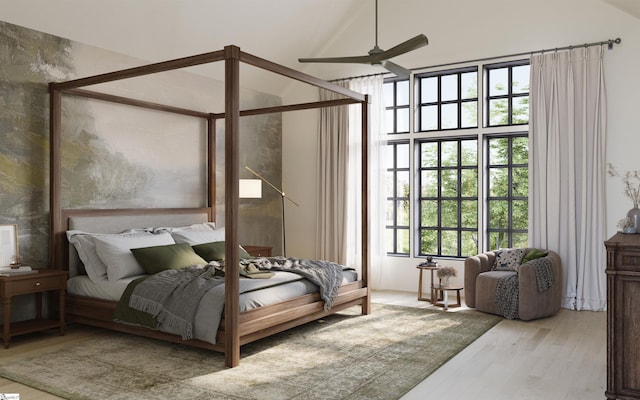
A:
[65,282,368,352]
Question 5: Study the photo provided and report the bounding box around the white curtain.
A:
[316,81,349,263]
[347,75,385,287]
[529,46,607,311]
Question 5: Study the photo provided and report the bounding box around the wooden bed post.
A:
[207,114,217,215]
[49,84,62,270]
[224,45,241,368]
[361,96,371,315]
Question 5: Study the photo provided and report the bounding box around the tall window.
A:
[486,134,529,250]
[383,79,410,134]
[416,67,478,131]
[383,59,530,258]
[417,138,478,257]
[385,141,410,255]
[486,61,530,126]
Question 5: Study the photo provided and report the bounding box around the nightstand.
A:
[242,245,272,257]
[0,269,67,348]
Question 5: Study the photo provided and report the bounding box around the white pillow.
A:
[67,229,152,282]
[152,222,216,234]
[93,232,176,281]
[170,228,225,245]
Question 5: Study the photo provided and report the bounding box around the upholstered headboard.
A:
[62,208,212,277]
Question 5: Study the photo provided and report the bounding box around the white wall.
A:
[281,85,320,259]
[282,0,640,292]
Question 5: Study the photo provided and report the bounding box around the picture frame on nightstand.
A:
[0,224,18,267]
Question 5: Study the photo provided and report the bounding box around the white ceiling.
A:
[0,0,369,95]
[1,0,638,96]
[602,0,640,18]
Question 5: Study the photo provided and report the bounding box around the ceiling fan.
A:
[298,0,428,78]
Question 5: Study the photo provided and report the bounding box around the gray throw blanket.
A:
[129,257,346,339]
[241,256,344,311]
[495,257,555,320]
[529,257,554,293]
[129,264,223,340]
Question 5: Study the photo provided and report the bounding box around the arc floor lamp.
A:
[244,166,299,257]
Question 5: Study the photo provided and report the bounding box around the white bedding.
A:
[67,275,146,301]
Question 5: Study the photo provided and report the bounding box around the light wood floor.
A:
[0,290,606,400]
[381,291,607,400]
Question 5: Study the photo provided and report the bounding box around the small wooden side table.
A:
[0,269,67,348]
[416,265,439,303]
[432,283,463,310]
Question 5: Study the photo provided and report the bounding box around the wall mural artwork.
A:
[0,20,283,268]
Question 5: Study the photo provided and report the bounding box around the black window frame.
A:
[485,60,530,127]
[485,133,529,250]
[416,137,478,258]
[386,139,411,256]
[415,66,479,132]
[381,59,530,260]
[384,78,410,134]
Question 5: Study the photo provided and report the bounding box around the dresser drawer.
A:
[5,275,63,296]
[616,251,640,273]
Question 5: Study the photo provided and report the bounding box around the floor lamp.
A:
[245,166,299,257]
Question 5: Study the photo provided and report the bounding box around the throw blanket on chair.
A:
[495,257,555,320]
[529,257,554,292]
[495,274,519,320]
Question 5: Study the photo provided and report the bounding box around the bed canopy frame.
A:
[49,45,370,367]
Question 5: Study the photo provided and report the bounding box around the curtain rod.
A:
[329,71,386,83]
[331,37,621,82]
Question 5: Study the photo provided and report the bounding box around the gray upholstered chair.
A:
[464,248,562,320]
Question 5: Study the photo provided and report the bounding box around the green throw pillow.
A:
[131,242,207,274]
[522,248,549,263]
[192,241,253,261]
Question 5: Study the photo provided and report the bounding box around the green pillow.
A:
[192,241,253,262]
[131,242,207,274]
[522,248,549,263]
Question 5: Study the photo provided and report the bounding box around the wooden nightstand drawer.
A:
[8,275,63,296]
[243,245,272,257]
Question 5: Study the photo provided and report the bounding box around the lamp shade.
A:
[239,179,262,198]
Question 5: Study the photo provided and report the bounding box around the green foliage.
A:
[486,136,529,250]
[418,139,479,257]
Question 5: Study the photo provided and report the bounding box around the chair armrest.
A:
[464,251,495,307]
[517,250,563,320]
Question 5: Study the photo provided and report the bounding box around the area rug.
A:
[0,304,501,400]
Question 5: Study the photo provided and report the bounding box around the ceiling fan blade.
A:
[371,34,429,62]
[298,54,374,64]
[381,60,411,78]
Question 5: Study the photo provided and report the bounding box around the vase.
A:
[628,207,640,233]
[440,276,450,287]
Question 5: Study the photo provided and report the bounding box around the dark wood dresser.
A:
[604,233,640,400]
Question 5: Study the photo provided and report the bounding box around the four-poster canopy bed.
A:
[48,45,370,368]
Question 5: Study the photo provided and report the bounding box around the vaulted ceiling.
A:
[1,0,637,97]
